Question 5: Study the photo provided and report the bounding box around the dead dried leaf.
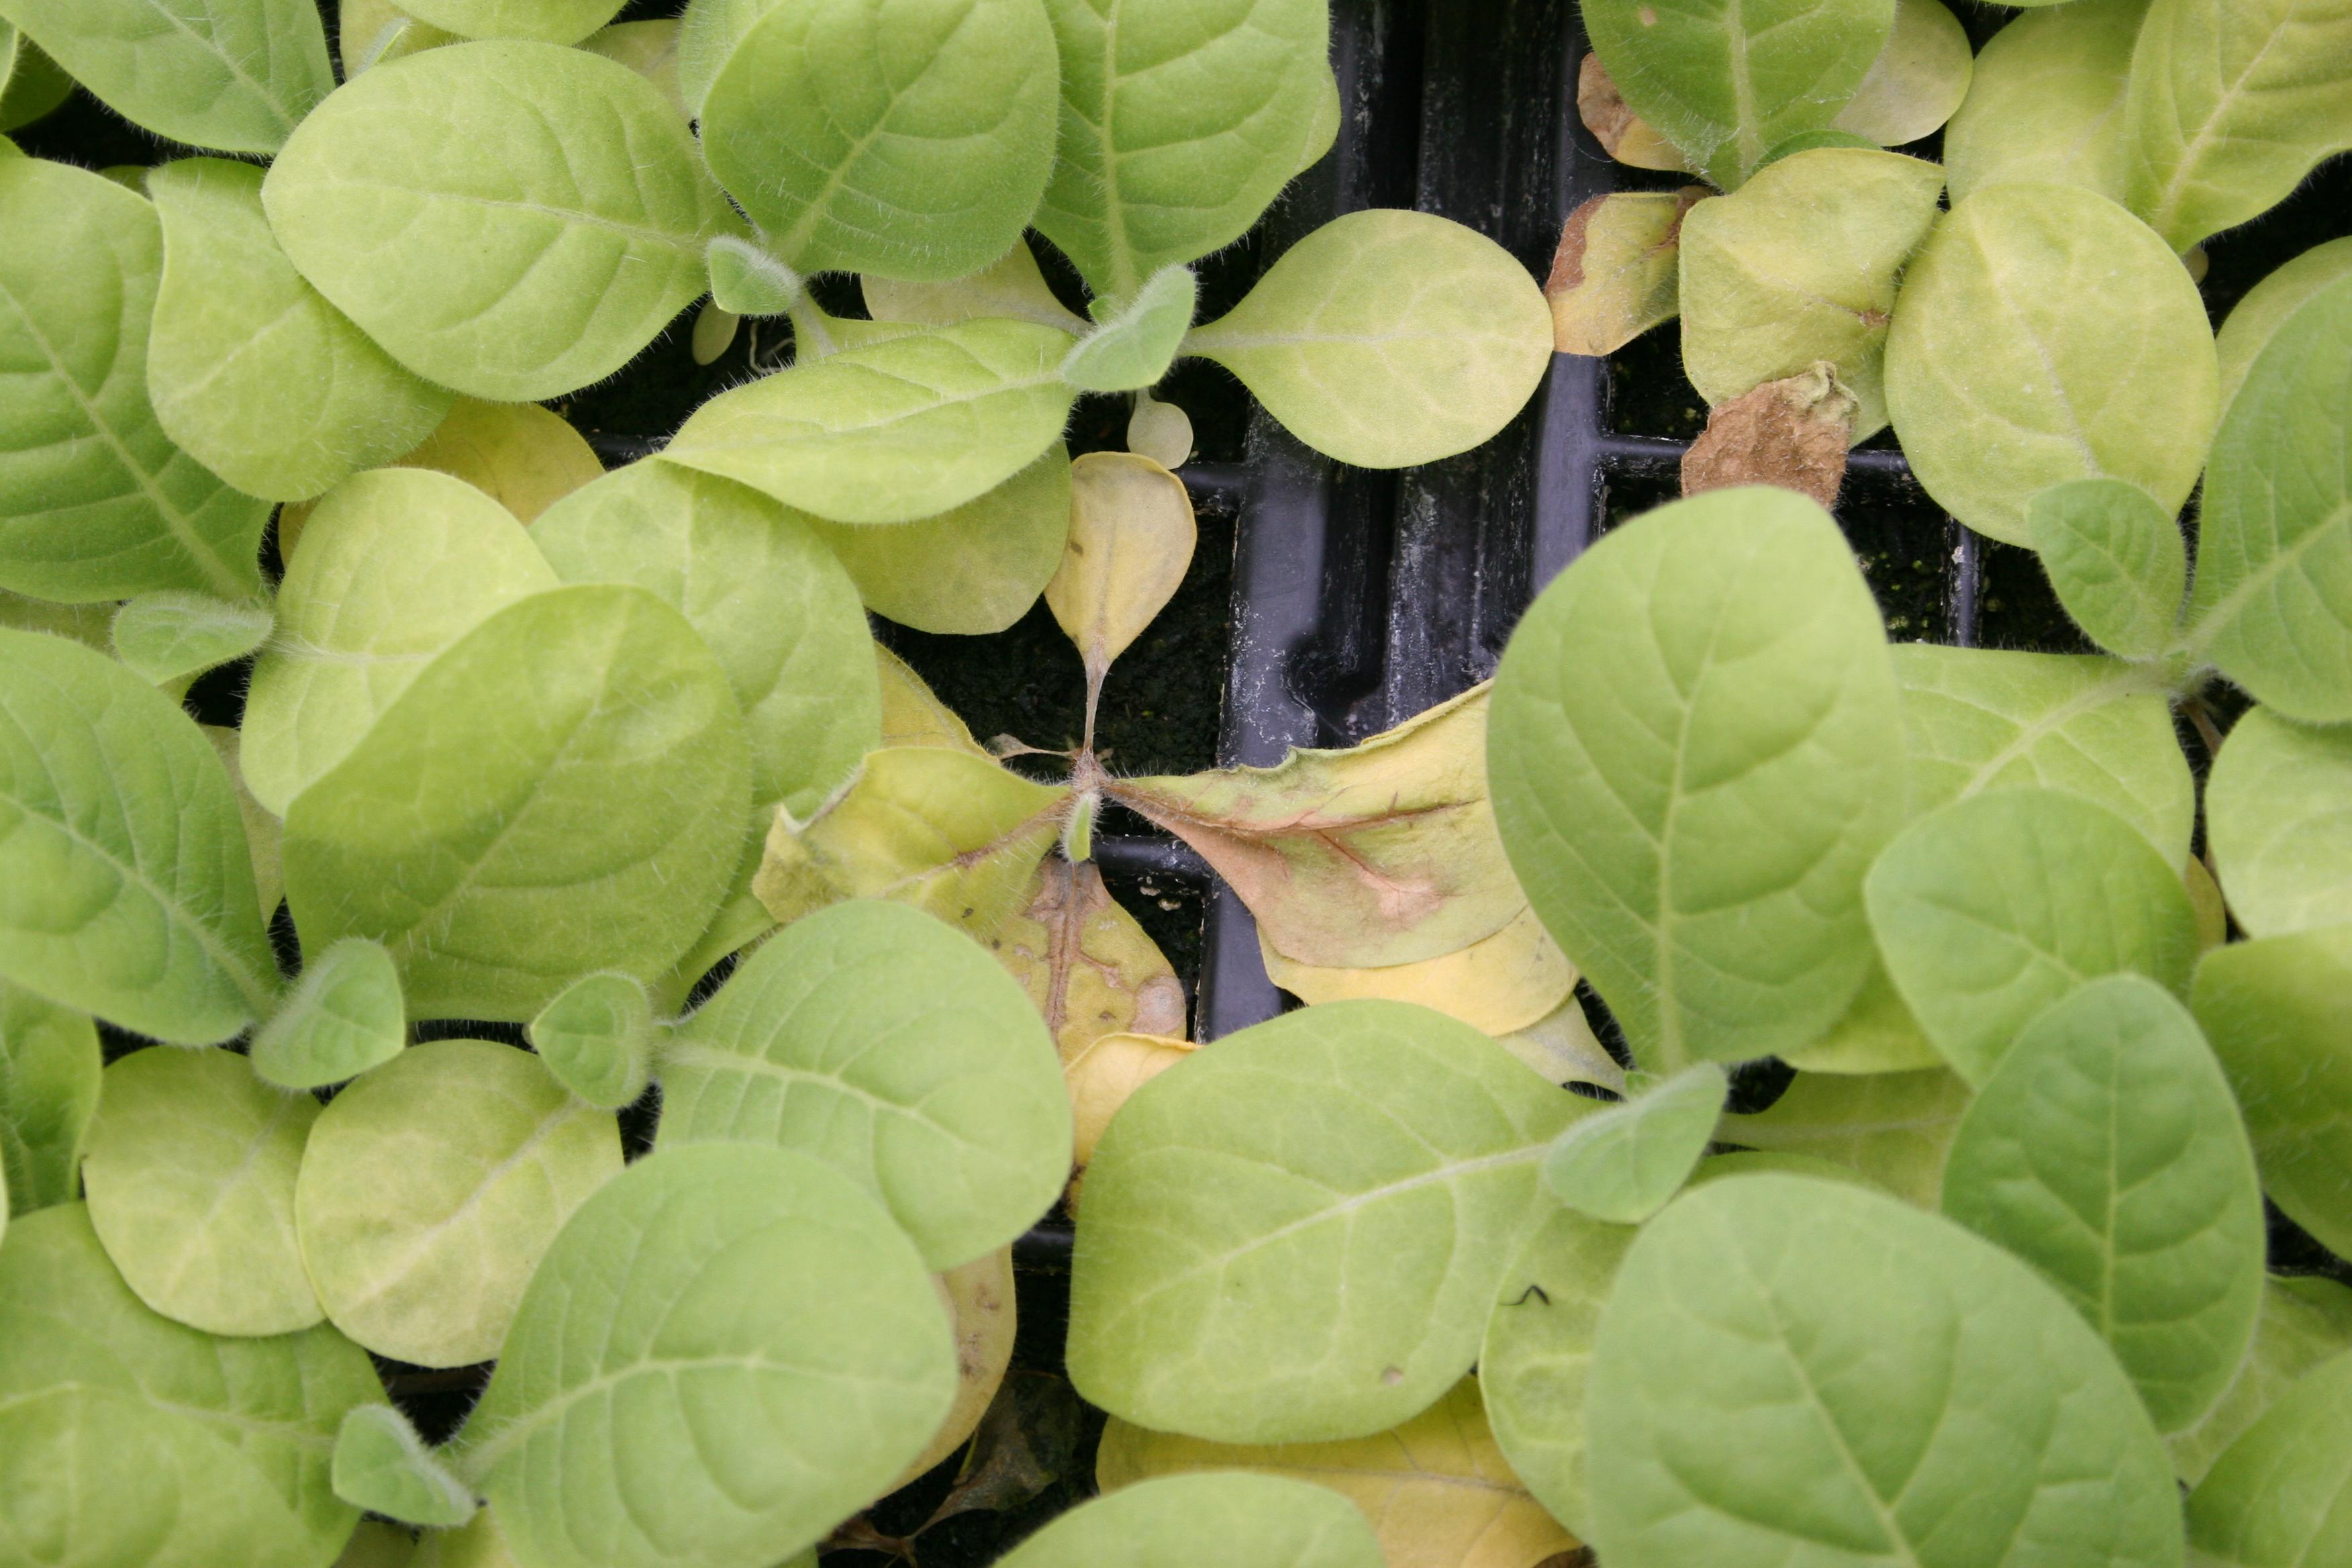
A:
[1545,189,1707,356]
[1679,363,1857,508]
[993,858,1187,1061]
[1259,905,1575,1036]
[927,1371,1089,1529]
[1046,453,1196,744]
[1577,54,1694,173]
[1107,685,1522,968]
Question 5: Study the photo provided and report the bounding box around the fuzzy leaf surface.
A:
[2206,707,2352,939]
[2028,479,2190,660]
[0,979,98,1214]
[0,0,331,154]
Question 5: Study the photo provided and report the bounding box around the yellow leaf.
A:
[334,1520,415,1568]
[410,1510,518,1568]
[863,238,1089,335]
[897,1246,1018,1486]
[1108,685,1522,968]
[409,399,604,524]
[1097,1377,1579,1568]
[991,857,1187,1061]
[1779,959,1943,1075]
[2186,852,2228,952]
[816,447,1073,637]
[1497,999,1624,1094]
[1065,1030,1195,1169]
[1545,189,1704,358]
[1046,453,1196,728]
[1260,905,1574,1036]
[875,644,991,756]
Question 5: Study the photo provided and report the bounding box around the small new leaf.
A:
[2027,479,2189,660]
[333,1405,477,1528]
[529,972,657,1111]
[250,937,405,1091]
[1061,266,1198,393]
[1540,1062,1728,1224]
[705,234,802,317]
[110,591,272,687]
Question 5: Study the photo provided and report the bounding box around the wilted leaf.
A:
[1066,1031,1195,1172]
[1111,684,1522,969]
[1678,364,1855,507]
[928,1369,1087,1527]
[1261,905,1575,1040]
[812,446,1073,638]
[1832,0,1971,147]
[1721,1067,1971,1206]
[877,645,991,756]
[1545,189,1704,358]
[993,856,1187,1061]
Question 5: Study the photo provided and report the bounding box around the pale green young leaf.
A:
[1677,147,1944,439]
[1184,209,1553,470]
[1885,183,2220,546]
[0,1203,383,1568]
[1832,0,1971,147]
[1941,0,2142,205]
[2183,278,2352,724]
[264,42,742,402]
[1489,488,1906,1071]
[1478,1208,1635,1541]
[1893,644,2194,866]
[1036,0,1331,299]
[704,235,801,317]
[2186,1349,2352,1567]
[1068,999,1583,1443]
[399,0,622,44]
[456,1144,955,1568]
[2027,479,2190,660]
[1941,976,2265,1433]
[1720,1067,1969,1206]
[282,585,751,1022]
[528,972,656,1111]
[338,0,459,75]
[532,462,879,822]
[809,444,1073,636]
[1582,0,1895,189]
[82,1047,321,1337]
[146,158,452,504]
[1545,189,1704,358]
[996,1473,1383,1568]
[862,236,1090,334]
[2191,924,2352,1261]
[581,19,685,115]
[2218,239,2352,415]
[2173,1275,2352,1485]
[663,317,1078,525]
[0,0,331,154]
[1062,265,1198,393]
[250,938,405,1091]
[242,467,557,817]
[1540,1063,1726,1224]
[0,155,267,603]
[701,0,1058,281]
[2208,709,2352,937]
[660,899,1068,1269]
[2123,0,2352,252]
[297,1039,620,1368]
[1586,1175,2185,1568]
[333,1405,477,1529]
[111,590,272,687]
[1867,789,2200,1085]
[1778,958,1944,1076]
[0,980,99,1214]
[0,628,278,1043]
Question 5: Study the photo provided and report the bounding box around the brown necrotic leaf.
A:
[991,857,1187,1062]
[1680,364,1857,507]
[1577,54,1694,173]
[1546,189,1706,358]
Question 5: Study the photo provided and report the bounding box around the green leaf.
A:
[1478,1208,1635,1541]
[333,1405,477,1530]
[242,467,557,818]
[339,0,460,75]
[862,234,1089,334]
[284,585,751,1021]
[532,461,880,822]
[1183,209,1553,470]
[2027,479,2191,660]
[2191,924,2352,1261]
[146,157,452,504]
[2217,238,2352,416]
[2182,278,2352,724]
[1941,0,2142,205]
[1067,999,1582,1443]
[2206,707,2352,939]
[581,18,685,114]
[250,938,405,1091]
[1832,0,1971,148]
[81,1046,320,1338]
[1892,644,2195,866]
[1677,147,1944,439]
[995,1473,1383,1568]
[0,627,278,1042]
[0,1203,381,1568]
[703,234,801,317]
[1063,265,1198,393]
[0,979,98,1214]
[664,317,1078,525]
[528,971,656,1112]
[0,0,332,154]
[297,1038,621,1367]
[0,154,268,603]
[1941,975,2265,1433]
[658,899,1070,1270]
[807,444,1073,636]
[699,0,1057,281]
[399,0,624,44]
[264,41,742,401]
[1489,487,1906,1070]
[2123,0,2352,252]
[110,590,272,687]
[1583,0,1895,189]
[2173,1275,2352,1485]
[1539,1063,1726,1224]
[1586,1174,2186,1568]
[1778,957,1944,1076]
[1036,0,1331,299]
[1884,183,2220,546]
[2186,1349,2352,1566]
[454,1143,955,1568]
[1867,788,2200,1085]
[1719,1067,1970,1206]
